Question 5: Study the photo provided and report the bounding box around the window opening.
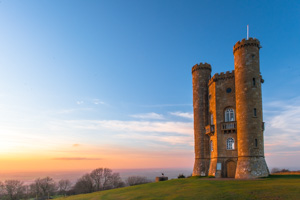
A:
[253,78,256,86]
[225,108,235,122]
[211,140,213,152]
[254,108,257,117]
[210,114,213,125]
[227,138,234,150]
[255,139,258,147]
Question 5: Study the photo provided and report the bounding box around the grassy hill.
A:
[57,175,300,200]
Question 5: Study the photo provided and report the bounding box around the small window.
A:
[255,139,258,147]
[253,78,256,86]
[227,138,234,150]
[210,113,213,125]
[211,140,213,152]
[254,108,257,117]
[225,108,235,122]
[226,88,232,93]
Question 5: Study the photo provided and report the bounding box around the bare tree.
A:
[4,180,25,200]
[58,179,72,197]
[73,174,94,194]
[29,180,42,199]
[271,168,280,174]
[0,181,5,199]
[90,168,103,191]
[107,173,125,189]
[103,168,113,190]
[34,177,56,199]
[126,176,150,186]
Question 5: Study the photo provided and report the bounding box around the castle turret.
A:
[233,38,269,178]
[192,63,211,176]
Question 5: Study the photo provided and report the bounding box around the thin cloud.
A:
[93,99,105,105]
[117,133,193,146]
[62,120,193,135]
[72,144,80,147]
[76,101,84,105]
[52,157,102,161]
[170,112,193,119]
[140,104,192,108]
[130,112,164,120]
[264,98,300,156]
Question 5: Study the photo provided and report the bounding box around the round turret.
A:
[233,38,269,179]
[192,62,211,176]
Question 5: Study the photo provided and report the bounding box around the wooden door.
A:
[227,161,236,178]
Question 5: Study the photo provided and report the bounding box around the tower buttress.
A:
[192,63,211,176]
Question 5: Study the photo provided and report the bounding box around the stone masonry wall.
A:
[233,38,269,178]
[192,63,211,176]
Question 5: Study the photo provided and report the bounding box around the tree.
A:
[58,179,72,196]
[102,168,113,190]
[90,168,103,191]
[73,174,94,194]
[126,176,150,186]
[4,180,25,200]
[0,181,5,199]
[271,168,280,174]
[34,177,56,199]
[107,173,125,189]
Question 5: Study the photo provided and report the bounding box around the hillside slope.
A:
[57,175,300,200]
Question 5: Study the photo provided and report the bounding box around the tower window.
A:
[210,113,213,125]
[227,138,234,150]
[255,139,258,147]
[253,78,256,86]
[211,140,213,152]
[225,108,235,122]
[254,108,257,117]
[226,88,232,93]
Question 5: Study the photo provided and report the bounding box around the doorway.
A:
[227,161,236,178]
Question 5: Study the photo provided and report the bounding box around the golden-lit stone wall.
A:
[233,38,269,179]
[208,71,238,177]
[192,63,211,176]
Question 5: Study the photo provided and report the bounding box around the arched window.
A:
[225,108,235,122]
[211,140,213,152]
[227,138,234,150]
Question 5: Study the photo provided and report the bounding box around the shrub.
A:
[178,174,186,179]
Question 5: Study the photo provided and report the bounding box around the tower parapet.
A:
[208,70,235,86]
[233,38,261,54]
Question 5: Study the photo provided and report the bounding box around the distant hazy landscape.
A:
[0,168,192,185]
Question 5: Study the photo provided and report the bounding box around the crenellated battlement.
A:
[233,38,261,54]
[191,62,212,74]
[208,70,235,85]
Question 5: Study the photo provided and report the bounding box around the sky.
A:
[0,0,299,172]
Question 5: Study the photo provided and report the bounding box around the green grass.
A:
[56,175,300,200]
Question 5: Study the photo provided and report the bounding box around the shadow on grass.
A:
[267,175,300,179]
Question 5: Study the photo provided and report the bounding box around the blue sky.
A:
[0,0,299,171]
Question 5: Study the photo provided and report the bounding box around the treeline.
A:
[271,168,300,174]
[0,167,151,200]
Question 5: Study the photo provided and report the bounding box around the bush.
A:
[271,168,290,173]
[178,174,185,179]
[126,176,150,186]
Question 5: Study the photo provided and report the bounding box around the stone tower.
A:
[234,38,269,178]
[192,63,211,176]
[192,38,269,179]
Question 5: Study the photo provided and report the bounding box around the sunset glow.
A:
[0,0,299,175]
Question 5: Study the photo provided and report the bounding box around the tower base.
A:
[235,156,269,179]
[193,158,210,176]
